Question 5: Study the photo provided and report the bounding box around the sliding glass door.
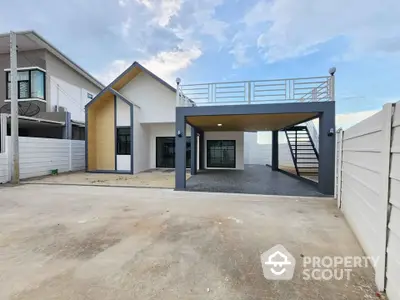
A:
[207,140,236,168]
[156,137,191,168]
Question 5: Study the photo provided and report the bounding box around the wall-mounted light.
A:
[177,130,182,137]
[328,128,335,136]
[217,123,223,127]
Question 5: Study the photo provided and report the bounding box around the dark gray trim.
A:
[178,101,332,117]
[190,127,198,175]
[114,96,117,171]
[199,130,205,170]
[272,130,279,171]
[175,114,187,190]
[130,103,134,174]
[109,88,135,107]
[85,110,88,172]
[318,107,335,195]
[85,61,178,109]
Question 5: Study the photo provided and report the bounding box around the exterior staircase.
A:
[284,125,319,179]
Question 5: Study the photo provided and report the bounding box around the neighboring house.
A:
[85,61,243,174]
[0,31,104,139]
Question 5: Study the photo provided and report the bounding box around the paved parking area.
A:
[0,184,375,299]
[187,164,323,196]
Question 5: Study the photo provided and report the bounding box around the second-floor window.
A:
[6,68,45,100]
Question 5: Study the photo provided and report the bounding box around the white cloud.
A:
[142,44,202,84]
[94,60,132,85]
[95,44,202,85]
[236,0,400,64]
[135,0,182,27]
[121,17,132,37]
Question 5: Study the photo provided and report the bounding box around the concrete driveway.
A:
[0,185,376,300]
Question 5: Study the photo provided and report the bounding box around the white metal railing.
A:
[176,75,334,106]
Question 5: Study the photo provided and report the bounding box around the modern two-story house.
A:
[0,31,103,139]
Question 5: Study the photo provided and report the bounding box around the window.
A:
[207,140,236,168]
[87,93,93,99]
[116,127,131,155]
[6,68,45,100]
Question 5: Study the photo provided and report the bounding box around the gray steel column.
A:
[272,130,279,171]
[175,110,187,190]
[190,126,198,175]
[199,130,205,170]
[318,109,336,195]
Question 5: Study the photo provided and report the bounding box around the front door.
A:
[156,137,191,168]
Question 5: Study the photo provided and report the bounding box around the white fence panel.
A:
[1,137,86,182]
[0,153,8,183]
[18,137,70,179]
[340,104,392,291]
[386,103,400,300]
[71,140,85,171]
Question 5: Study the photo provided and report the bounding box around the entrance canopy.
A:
[187,112,318,132]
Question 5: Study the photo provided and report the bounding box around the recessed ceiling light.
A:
[217,123,223,127]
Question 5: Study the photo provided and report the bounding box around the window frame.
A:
[206,140,236,168]
[116,127,131,155]
[5,68,46,100]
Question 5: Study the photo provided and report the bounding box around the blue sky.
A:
[1,0,400,125]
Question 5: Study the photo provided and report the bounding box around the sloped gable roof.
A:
[85,61,176,109]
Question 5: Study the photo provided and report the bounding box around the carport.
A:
[175,101,336,195]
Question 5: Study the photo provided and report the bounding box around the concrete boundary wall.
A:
[0,136,85,183]
[337,102,400,298]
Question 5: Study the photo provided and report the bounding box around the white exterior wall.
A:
[116,98,131,126]
[45,51,101,122]
[204,131,244,170]
[134,107,150,173]
[244,132,294,167]
[386,103,400,300]
[119,72,175,123]
[116,98,132,172]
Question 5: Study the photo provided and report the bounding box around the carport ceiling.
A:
[186,112,318,131]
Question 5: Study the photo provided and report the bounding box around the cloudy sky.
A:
[1,0,400,127]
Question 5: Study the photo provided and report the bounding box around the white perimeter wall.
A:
[204,131,244,170]
[0,137,85,182]
[0,152,7,183]
[386,103,400,300]
[119,72,176,123]
[46,51,100,122]
[337,102,400,296]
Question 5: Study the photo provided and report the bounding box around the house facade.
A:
[0,31,103,139]
[85,62,245,174]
